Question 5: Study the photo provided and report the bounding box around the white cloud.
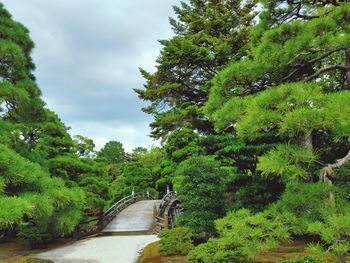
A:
[68,120,160,153]
[2,0,180,149]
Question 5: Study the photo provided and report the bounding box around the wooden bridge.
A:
[74,191,181,239]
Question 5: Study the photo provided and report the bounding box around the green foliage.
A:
[0,4,115,243]
[279,256,326,263]
[109,162,155,202]
[200,135,284,213]
[269,182,350,260]
[210,82,350,140]
[307,212,350,261]
[0,196,34,229]
[153,128,204,195]
[333,163,350,198]
[164,128,203,162]
[258,144,317,182]
[189,182,349,262]
[206,3,350,115]
[136,0,257,139]
[135,147,164,170]
[229,175,284,213]
[175,156,228,237]
[97,141,126,164]
[188,209,293,262]
[268,183,346,232]
[208,81,350,183]
[0,144,85,242]
[122,162,153,190]
[49,154,91,182]
[74,135,96,157]
[127,147,148,161]
[48,151,112,213]
[175,1,350,262]
[158,227,194,256]
[107,163,123,180]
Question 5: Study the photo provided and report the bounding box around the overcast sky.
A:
[2,0,179,152]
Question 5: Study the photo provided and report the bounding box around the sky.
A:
[2,0,180,152]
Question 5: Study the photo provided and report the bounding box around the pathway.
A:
[36,235,159,263]
[35,200,161,263]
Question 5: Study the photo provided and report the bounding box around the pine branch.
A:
[304,64,347,81]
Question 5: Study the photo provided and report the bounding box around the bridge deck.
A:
[103,200,160,234]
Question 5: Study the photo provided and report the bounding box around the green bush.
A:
[0,144,85,242]
[158,227,194,256]
[188,209,294,262]
[280,256,326,263]
[175,156,228,237]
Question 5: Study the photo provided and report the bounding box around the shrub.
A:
[175,156,228,237]
[188,209,294,262]
[158,227,194,256]
[280,256,326,263]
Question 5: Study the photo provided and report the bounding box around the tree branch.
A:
[329,150,350,169]
[304,64,347,81]
[320,150,350,183]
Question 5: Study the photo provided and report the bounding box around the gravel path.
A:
[36,235,159,263]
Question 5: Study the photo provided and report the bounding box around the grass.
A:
[138,239,344,263]
[137,241,190,263]
[0,239,68,263]
[0,257,53,263]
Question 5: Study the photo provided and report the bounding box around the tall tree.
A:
[205,3,350,180]
[0,3,112,242]
[135,0,257,139]
[97,141,126,164]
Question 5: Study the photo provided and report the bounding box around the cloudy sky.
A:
[2,0,179,152]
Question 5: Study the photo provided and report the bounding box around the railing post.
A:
[73,224,80,240]
[164,214,169,229]
[97,210,104,231]
[152,203,158,232]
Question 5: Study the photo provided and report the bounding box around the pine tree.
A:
[135,0,257,139]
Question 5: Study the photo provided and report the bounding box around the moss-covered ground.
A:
[138,239,345,263]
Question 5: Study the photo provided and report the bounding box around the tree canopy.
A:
[135,0,258,139]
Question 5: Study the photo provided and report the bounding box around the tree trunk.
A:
[346,49,350,88]
[299,131,313,152]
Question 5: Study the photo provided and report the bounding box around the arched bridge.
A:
[75,191,181,239]
[155,191,182,231]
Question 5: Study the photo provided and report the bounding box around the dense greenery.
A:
[188,209,294,262]
[0,3,88,242]
[280,256,326,263]
[175,156,228,238]
[158,227,194,256]
[135,0,258,139]
[1,0,349,262]
[0,3,159,243]
[136,0,350,262]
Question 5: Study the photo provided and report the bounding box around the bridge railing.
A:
[74,192,152,239]
[158,191,177,217]
[155,191,179,231]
